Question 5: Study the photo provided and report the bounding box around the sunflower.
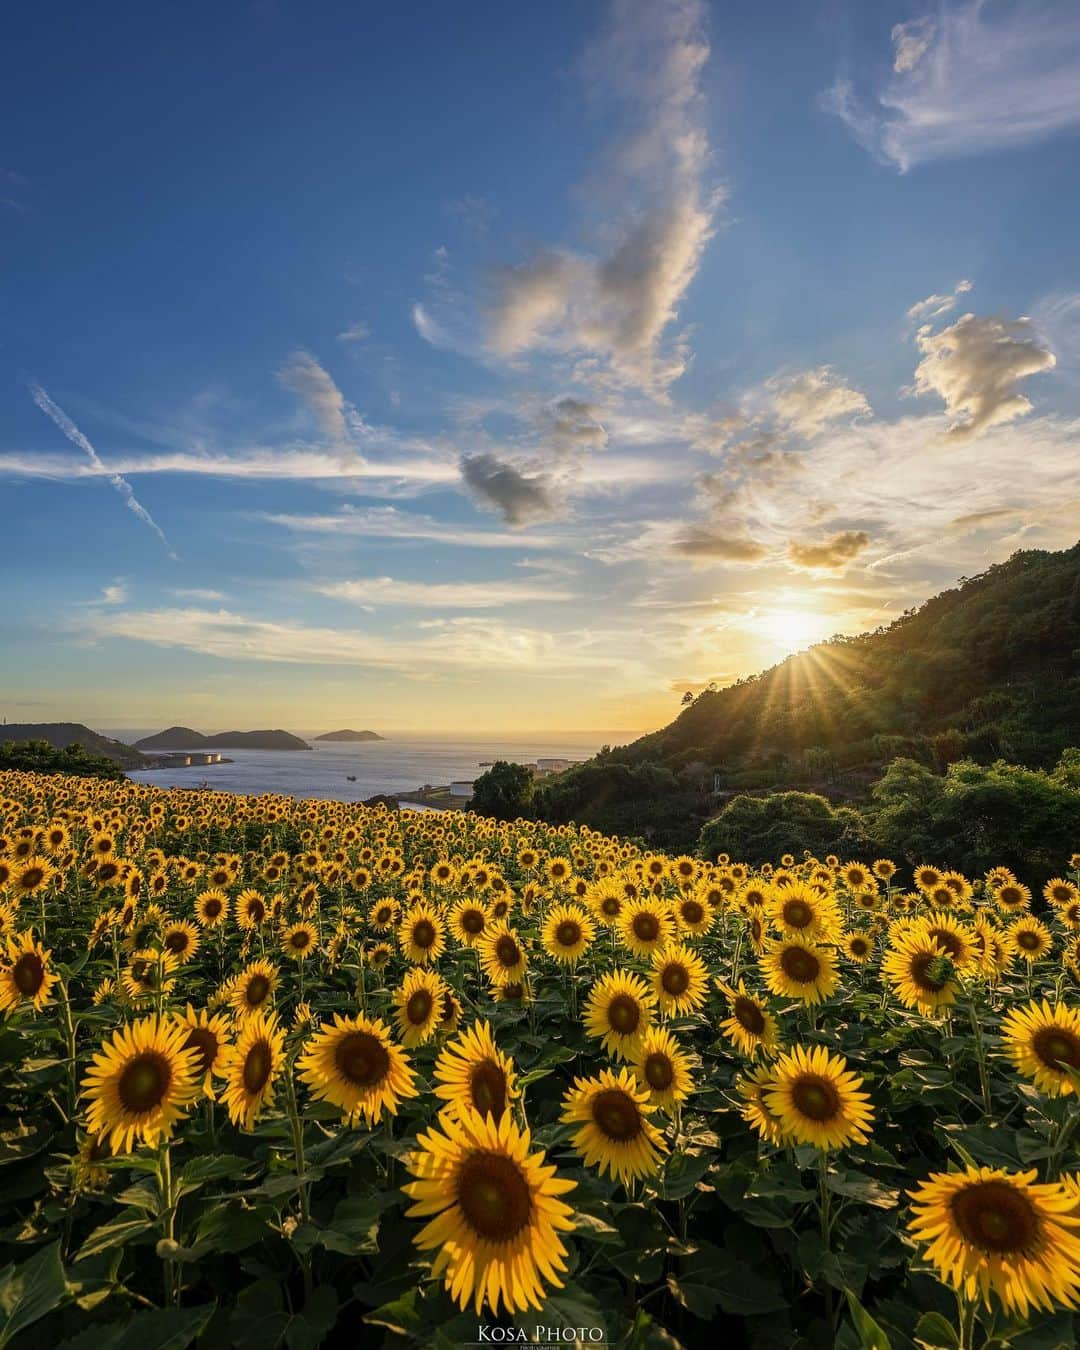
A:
[1009,916,1053,963]
[195,888,229,928]
[449,898,490,947]
[881,921,960,1012]
[367,940,393,970]
[0,931,59,1016]
[274,918,316,961]
[583,969,656,1060]
[438,989,462,1035]
[873,859,897,882]
[433,1020,519,1124]
[586,879,625,927]
[402,1108,575,1316]
[227,958,278,1020]
[161,920,200,964]
[393,966,445,1047]
[236,888,268,930]
[561,1066,667,1183]
[297,1012,417,1123]
[398,905,446,966]
[368,897,400,932]
[907,1166,1080,1316]
[973,916,1013,979]
[843,931,875,964]
[760,939,838,1006]
[121,948,178,1005]
[82,1015,201,1152]
[541,903,595,964]
[630,1026,694,1111]
[650,943,708,1015]
[1001,1000,1080,1097]
[478,923,528,988]
[174,1004,231,1097]
[617,898,675,958]
[217,1009,285,1130]
[1045,878,1080,909]
[914,864,944,893]
[765,1045,873,1151]
[12,857,57,898]
[717,979,779,1058]
[736,1064,787,1146]
[674,890,714,938]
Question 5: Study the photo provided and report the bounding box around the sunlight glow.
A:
[753,606,834,653]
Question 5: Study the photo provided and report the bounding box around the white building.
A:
[449,780,475,798]
[536,758,580,773]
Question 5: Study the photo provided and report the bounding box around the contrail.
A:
[29,382,178,559]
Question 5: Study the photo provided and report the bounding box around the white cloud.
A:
[276,351,356,457]
[313,576,575,608]
[768,367,871,437]
[29,383,177,558]
[412,303,455,349]
[825,2,1080,171]
[906,279,973,325]
[337,321,370,343]
[171,587,227,601]
[261,504,566,550]
[787,530,871,571]
[912,312,1056,440]
[484,0,719,392]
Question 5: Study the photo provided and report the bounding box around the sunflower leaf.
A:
[0,1241,71,1349]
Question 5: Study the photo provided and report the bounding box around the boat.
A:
[346,775,357,782]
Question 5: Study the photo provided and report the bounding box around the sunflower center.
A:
[790,1073,841,1122]
[607,994,641,1035]
[644,1053,674,1091]
[204,899,222,918]
[494,936,521,968]
[470,1059,508,1120]
[456,1151,532,1243]
[242,1040,273,1094]
[779,946,820,983]
[601,898,620,916]
[245,975,271,1006]
[20,867,45,889]
[1032,1027,1080,1071]
[782,900,813,929]
[661,963,690,996]
[951,1182,1041,1255]
[591,1088,643,1141]
[406,989,434,1025]
[118,1051,172,1113]
[11,952,45,996]
[681,901,704,925]
[412,920,436,949]
[910,952,949,992]
[462,910,484,934]
[248,902,265,923]
[850,938,869,956]
[1017,931,1040,951]
[556,921,581,948]
[183,1026,218,1074]
[291,930,312,950]
[165,930,189,954]
[632,913,660,942]
[734,995,765,1035]
[502,982,525,1001]
[927,928,962,959]
[335,1031,390,1088]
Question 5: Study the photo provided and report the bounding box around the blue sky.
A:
[3,0,1080,735]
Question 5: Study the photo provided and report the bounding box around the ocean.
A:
[112,731,637,804]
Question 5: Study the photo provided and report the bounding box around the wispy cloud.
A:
[29,383,177,558]
[276,350,359,465]
[312,575,575,609]
[336,321,370,343]
[824,1,1080,171]
[906,279,973,325]
[261,504,567,550]
[171,587,227,601]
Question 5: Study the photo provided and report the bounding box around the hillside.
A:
[314,729,384,742]
[533,544,1080,845]
[134,727,310,751]
[0,722,149,768]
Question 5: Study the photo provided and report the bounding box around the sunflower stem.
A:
[818,1151,835,1331]
[57,978,78,1117]
[283,1062,310,1224]
[964,984,993,1120]
[157,1141,178,1306]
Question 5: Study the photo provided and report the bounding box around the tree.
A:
[697,790,873,866]
[469,761,535,821]
[0,738,126,781]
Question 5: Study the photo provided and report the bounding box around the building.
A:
[449,780,475,798]
[535,757,580,774]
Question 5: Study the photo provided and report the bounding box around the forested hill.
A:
[623,545,1080,776]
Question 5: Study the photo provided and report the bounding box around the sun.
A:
[754,605,832,652]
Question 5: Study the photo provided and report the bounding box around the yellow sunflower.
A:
[121,948,178,1005]
[449,898,490,947]
[433,1020,519,1123]
[0,931,59,1016]
[218,1009,286,1130]
[161,920,200,964]
[235,888,269,930]
[630,1026,694,1111]
[583,969,656,1060]
[541,903,595,964]
[393,966,445,1047]
[368,897,400,932]
[617,898,675,958]
[650,943,709,1015]
[13,857,57,898]
[765,1045,873,1150]
[760,939,839,1006]
[281,922,318,962]
[843,930,875,964]
[227,958,278,1019]
[717,979,779,1058]
[398,905,446,965]
[174,1004,231,1097]
[881,922,960,1012]
[1001,1000,1080,1097]
[736,1064,787,1146]
[82,1015,201,1152]
[1009,916,1053,963]
[907,1166,1080,1316]
[673,890,715,938]
[297,1012,417,1124]
[478,923,528,988]
[195,888,229,929]
[402,1108,576,1316]
[561,1066,668,1183]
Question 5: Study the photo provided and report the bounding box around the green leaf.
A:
[363,1289,421,1336]
[105,1304,216,1350]
[845,1290,892,1350]
[513,1285,608,1340]
[913,1311,960,1348]
[674,1241,787,1318]
[75,1214,155,1262]
[285,1287,339,1350]
[570,1209,621,1242]
[0,1117,54,1166]
[177,1153,252,1190]
[826,1170,901,1209]
[0,1242,71,1349]
[658,1151,713,1201]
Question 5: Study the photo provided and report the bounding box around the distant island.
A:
[314,729,384,742]
[0,722,150,770]
[133,726,310,751]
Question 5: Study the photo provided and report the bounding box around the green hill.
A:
[0,722,148,769]
[533,544,1080,847]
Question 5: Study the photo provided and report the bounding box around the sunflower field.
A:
[2,772,1080,1349]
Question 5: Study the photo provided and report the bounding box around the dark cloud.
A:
[460,453,558,526]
